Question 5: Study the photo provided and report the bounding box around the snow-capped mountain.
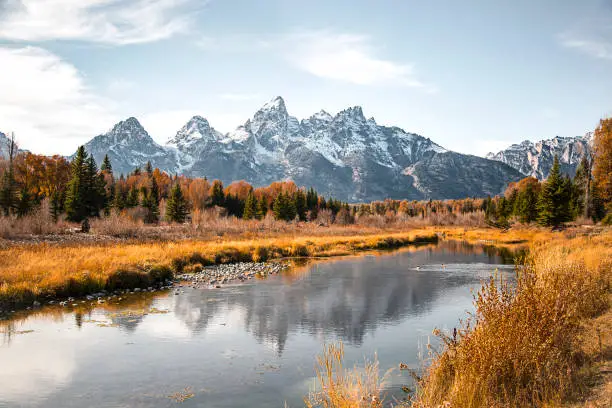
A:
[82,117,175,175]
[486,135,592,179]
[76,96,524,201]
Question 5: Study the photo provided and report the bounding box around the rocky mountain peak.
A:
[336,106,366,123]
[167,115,219,148]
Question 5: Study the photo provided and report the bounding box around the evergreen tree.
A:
[101,154,112,172]
[50,189,63,222]
[537,156,572,227]
[256,196,268,219]
[165,183,189,223]
[0,133,18,216]
[0,166,17,216]
[145,161,153,176]
[294,189,307,221]
[573,156,592,219]
[210,180,225,207]
[15,187,33,217]
[243,191,258,220]
[306,187,319,220]
[516,182,538,223]
[112,183,126,211]
[273,192,297,221]
[126,185,139,208]
[65,146,88,222]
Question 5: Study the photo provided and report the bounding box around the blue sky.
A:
[0,0,611,156]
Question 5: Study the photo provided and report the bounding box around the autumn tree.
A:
[592,118,611,212]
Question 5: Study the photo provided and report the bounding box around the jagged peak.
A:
[109,117,146,135]
[309,109,333,122]
[257,96,287,115]
[336,106,365,122]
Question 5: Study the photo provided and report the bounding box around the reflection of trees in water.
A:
[172,243,513,354]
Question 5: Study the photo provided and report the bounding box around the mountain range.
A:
[2,97,592,202]
[486,134,592,179]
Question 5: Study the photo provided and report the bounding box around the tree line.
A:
[1,118,610,227]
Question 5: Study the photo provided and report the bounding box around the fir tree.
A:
[243,191,258,220]
[126,185,139,208]
[112,183,126,211]
[15,187,33,217]
[256,196,268,219]
[273,192,297,221]
[101,154,112,173]
[516,182,538,223]
[145,161,153,176]
[538,156,572,227]
[0,133,18,216]
[165,183,189,223]
[0,167,17,216]
[294,189,307,221]
[50,189,63,222]
[210,180,225,207]
[64,146,88,222]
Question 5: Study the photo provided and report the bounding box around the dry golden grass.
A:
[0,231,437,308]
[411,230,612,407]
[305,342,386,408]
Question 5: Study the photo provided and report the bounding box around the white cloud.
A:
[558,18,612,60]
[0,46,116,155]
[0,0,202,44]
[283,31,434,90]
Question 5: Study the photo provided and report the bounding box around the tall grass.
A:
[412,231,611,407]
[305,342,385,408]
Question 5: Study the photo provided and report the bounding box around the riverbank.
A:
[304,228,612,407]
[0,230,438,311]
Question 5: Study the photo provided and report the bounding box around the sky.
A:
[0,0,611,157]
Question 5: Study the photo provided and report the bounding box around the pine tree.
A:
[0,133,18,216]
[573,156,591,218]
[50,189,63,222]
[243,191,257,220]
[516,182,538,223]
[256,196,267,219]
[101,154,112,173]
[165,183,188,223]
[210,180,225,207]
[126,185,139,208]
[0,167,17,216]
[65,146,88,222]
[306,187,319,220]
[15,187,33,217]
[294,189,307,221]
[145,161,153,176]
[538,156,572,227]
[273,192,297,221]
[112,183,126,211]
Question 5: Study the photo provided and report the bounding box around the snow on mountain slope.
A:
[486,134,593,179]
[75,97,523,201]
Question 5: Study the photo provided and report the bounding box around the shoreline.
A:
[0,230,440,312]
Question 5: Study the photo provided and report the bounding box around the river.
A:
[0,241,517,408]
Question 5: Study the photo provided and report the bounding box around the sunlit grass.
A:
[0,231,437,308]
[411,230,611,407]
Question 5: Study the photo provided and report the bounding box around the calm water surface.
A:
[0,241,516,408]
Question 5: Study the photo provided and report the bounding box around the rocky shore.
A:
[0,262,290,315]
[176,262,289,288]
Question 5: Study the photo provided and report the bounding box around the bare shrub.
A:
[90,213,143,238]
